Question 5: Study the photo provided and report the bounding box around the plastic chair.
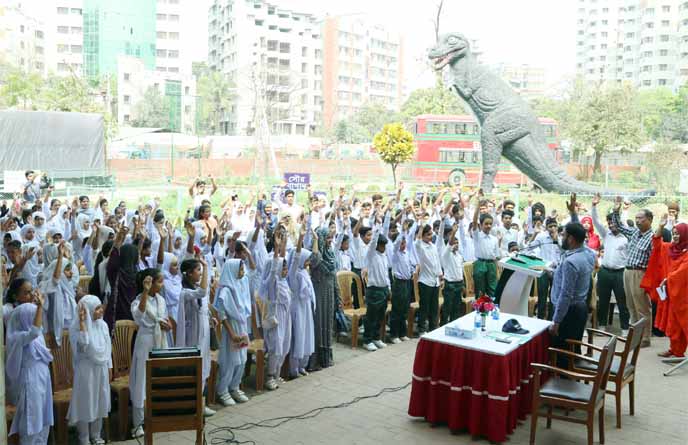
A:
[336,271,366,348]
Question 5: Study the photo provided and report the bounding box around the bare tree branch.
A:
[433,0,445,43]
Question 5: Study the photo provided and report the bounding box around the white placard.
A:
[3,170,26,193]
[680,170,688,194]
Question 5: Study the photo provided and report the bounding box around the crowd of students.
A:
[2,173,687,444]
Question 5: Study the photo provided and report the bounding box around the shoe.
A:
[204,406,216,417]
[278,377,286,384]
[657,350,678,358]
[358,326,364,334]
[640,340,651,348]
[390,337,402,344]
[265,377,279,391]
[219,393,236,407]
[92,439,106,445]
[364,342,378,351]
[230,390,249,403]
[400,336,410,342]
[298,368,309,376]
[373,340,387,349]
[418,331,427,336]
[131,426,144,438]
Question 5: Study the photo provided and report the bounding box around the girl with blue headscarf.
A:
[288,227,316,378]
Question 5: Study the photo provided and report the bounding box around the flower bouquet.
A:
[472,294,495,332]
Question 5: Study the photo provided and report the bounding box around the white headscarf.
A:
[215,259,252,322]
[132,290,168,349]
[288,249,316,310]
[95,225,114,251]
[76,213,93,240]
[32,211,47,242]
[69,295,111,366]
[161,252,182,316]
[40,258,79,347]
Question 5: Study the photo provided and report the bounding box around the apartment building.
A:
[208,0,323,136]
[0,1,46,74]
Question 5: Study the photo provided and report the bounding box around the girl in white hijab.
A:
[129,268,170,438]
[31,211,48,243]
[6,298,54,445]
[157,229,182,346]
[20,224,42,287]
[46,204,70,239]
[67,295,111,445]
[40,241,79,347]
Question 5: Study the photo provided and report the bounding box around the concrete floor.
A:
[112,332,688,445]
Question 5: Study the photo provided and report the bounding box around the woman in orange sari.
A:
[640,217,688,358]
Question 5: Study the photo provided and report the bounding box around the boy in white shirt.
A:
[390,221,414,343]
[414,223,443,334]
[439,222,466,325]
[471,198,500,298]
[362,225,390,351]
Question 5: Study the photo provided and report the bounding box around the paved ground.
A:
[113,331,688,445]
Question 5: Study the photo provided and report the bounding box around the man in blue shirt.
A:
[549,195,596,368]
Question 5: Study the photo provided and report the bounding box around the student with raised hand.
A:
[288,225,316,377]
[471,195,500,298]
[439,221,466,325]
[6,292,53,445]
[214,258,252,406]
[415,219,443,335]
[129,269,171,438]
[40,240,79,347]
[390,215,414,343]
[361,214,391,351]
[67,295,112,445]
[262,229,292,390]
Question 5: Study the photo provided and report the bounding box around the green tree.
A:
[646,140,687,193]
[130,86,170,128]
[0,64,43,109]
[373,122,416,187]
[635,88,677,140]
[568,82,643,177]
[196,70,235,135]
[400,84,468,126]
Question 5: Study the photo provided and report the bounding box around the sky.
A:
[185,0,578,91]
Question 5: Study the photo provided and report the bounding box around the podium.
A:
[495,255,550,316]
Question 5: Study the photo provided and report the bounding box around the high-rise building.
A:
[117,55,197,132]
[83,0,157,79]
[44,1,85,76]
[155,0,184,76]
[208,0,323,136]
[321,16,404,128]
[576,0,684,89]
[0,1,46,74]
[493,63,547,101]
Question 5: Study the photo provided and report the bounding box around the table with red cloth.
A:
[408,312,552,444]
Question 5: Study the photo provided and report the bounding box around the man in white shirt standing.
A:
[471,198,500,298]
[492,209,518,257]
[362,225,390,351]
[415,223,443,334]
[439,222,465,325]
[591,194,630,333]
[280,189,303,221]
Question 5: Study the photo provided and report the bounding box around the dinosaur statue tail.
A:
[505,135,654,198]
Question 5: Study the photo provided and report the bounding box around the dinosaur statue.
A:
[428,32,640,195]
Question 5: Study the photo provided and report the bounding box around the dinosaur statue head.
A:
[428,33,471,70]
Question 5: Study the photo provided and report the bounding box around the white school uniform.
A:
[40,259,79,347]
[261,256,292,376]
[160,252,182,347]
[214,259,252,395]
[129,292,168,412]
[182,278,212,385]
[288,249,316,374]
[6,303,54,441]
[67,296,112,431]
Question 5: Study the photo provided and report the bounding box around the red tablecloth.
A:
[408,330,550,443]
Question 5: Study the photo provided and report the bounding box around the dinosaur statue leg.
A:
[479,114,530,193]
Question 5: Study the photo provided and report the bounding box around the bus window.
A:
[472,125,479,134]
[455,123,466,134]
[472,152,480,163]
[432,123,442,134]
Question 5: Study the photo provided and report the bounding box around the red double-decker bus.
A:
[409,114,561,186]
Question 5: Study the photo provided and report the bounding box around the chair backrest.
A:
[623,317,646,369]
[112,320,137,379]
[251,297,265,340]
[78,275,92,296]
[46,330,73,392]
[463,262,475,297]
[589,335,617,402]
[336,271,364,309]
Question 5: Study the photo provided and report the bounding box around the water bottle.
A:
[492,304,500,321]
[474,311,482,331]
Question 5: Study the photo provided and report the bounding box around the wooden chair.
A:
[77,275,92,296]
[145,356,204,445]
[46,330,73,445]
[206,308,221,405]
[245,298,266,391]
[568,317,646,429]
[6,404,18,445]
[407,275,420,338]
[462,262,477,314]
[336,271,366,348]
[590,270,599,328]
[530,335,617,445]
[111,320,137,440]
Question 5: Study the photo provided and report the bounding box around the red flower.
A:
[472,294,495,314]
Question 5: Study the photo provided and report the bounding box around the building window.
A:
[659,79,668,85]
[279,42,290,53]
[301,79,308,88]
[302,47,307,57]
[124,73,130,81]
[169,32,179,40]
[57,7,68,14]
[185,105,191,113]
[301,62,307,73]
[662,5,671,12]
[71,27,82,34]
[57,26,69,34]
[660,35,670,42]
[169,14,180,22]
[185,86,190,95]
[58,44,68,53]
[660,49,669,56]
[123,95,130,105]
[124,115,130,123]
[157,31,167,39]
[157,49,167,57]
[157,13,166,20]
[168,50,179,58]
[659,64,668,70]
[168,67,179,73]
[267,40,277,51]
[71,8,82,15]
[58,63,68,71]
[71,45,82,53]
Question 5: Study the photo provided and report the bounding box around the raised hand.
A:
[143,275,153,293]
[591,193,601,207]
[659,213,669,228]
[566,193,577,214]
[185,221,195,237]
[32,290,44,308]
[613,196,623,212]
